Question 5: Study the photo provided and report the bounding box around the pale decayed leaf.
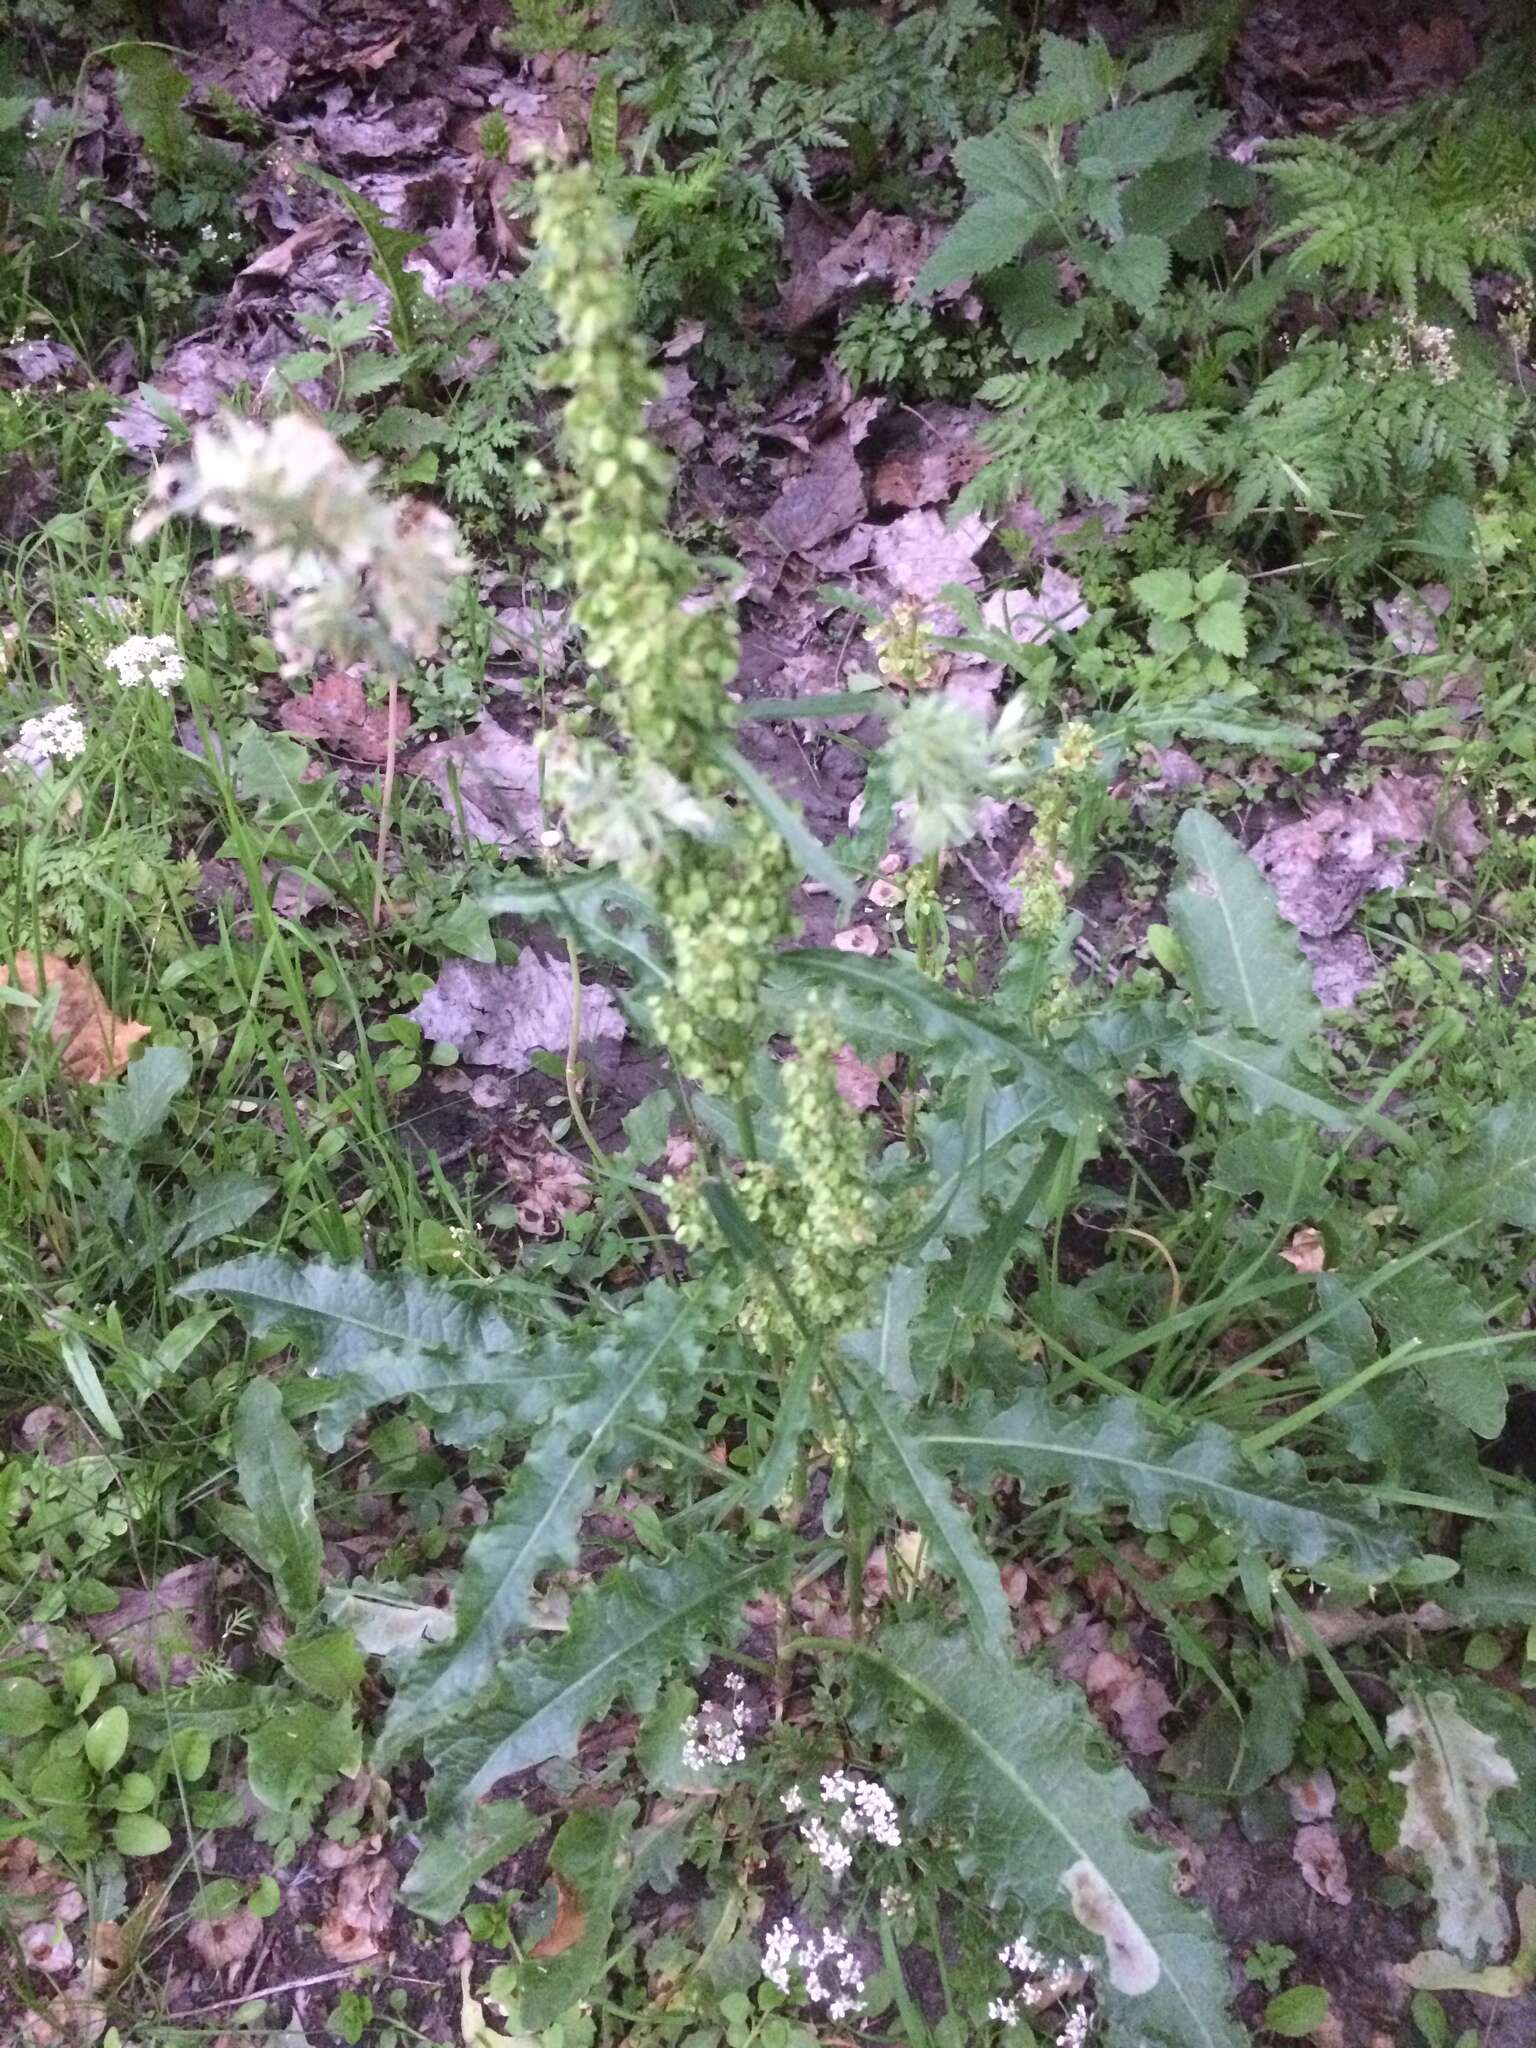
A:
[1388,1690,1517,1962]
[923,1391,1411,1575]
[410,950,625,1074]
[857,1622,1245,2047]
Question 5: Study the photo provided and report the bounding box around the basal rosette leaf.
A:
[922,1391,1410,1575]
[179,1255,520,1374]
[422,1539,781,1827]
[852,1622,1246,2048]
[836,1347,1012,1649]
[380,1286,708,1759]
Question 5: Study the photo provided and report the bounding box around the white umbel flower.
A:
[5,704,86,774]
[103,633,185,697]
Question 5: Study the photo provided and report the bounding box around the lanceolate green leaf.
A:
[402,1799,543,1924]
[232,1379,323,1621]
[1171,1029,1398,1139]
[313,1338,592,1453]
[837,1357,1012,1650]
[380,1287,706,1758]
[852,1623,1246,2048]
[922,1391,1410,1575]
[768,948,1109,1118]
[1403,1098,1536,1235]
[179,1256,521,1377]
[425,1540,779,1823]
[1168,811,1317,1048]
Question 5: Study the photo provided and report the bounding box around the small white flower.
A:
[801,1814,853,1878]
[999,1935,1047,1976]
[780,1785,804,1814]
[5,704,86,774]
[762,1920,866,2019]
[989,1997,1021,2027]
[1057,2005,1092,2048]
[103,633,185,698]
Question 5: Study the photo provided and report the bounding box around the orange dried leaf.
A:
[528,1873,585,1960]
[0,955,150,1084]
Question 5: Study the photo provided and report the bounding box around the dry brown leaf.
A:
[1279,1227,1327,1274]
[529,1872,586,1961]
[1294,1821,1353,1906]
[186,1908,261,1973]
[833,1046,895,1112]
[318,1854,397,1965]
[0,955,150,1084]
[278,665,409,766]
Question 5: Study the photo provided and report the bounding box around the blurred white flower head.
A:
[5,703,86,775]
[135,415,468,675]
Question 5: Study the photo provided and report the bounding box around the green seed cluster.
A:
[652,805,792,1095]
[666,1007,884,1353]
[534,165,734,766]
[534,165,793,1086]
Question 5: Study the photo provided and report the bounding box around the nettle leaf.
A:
[987,259,1088,363]
[1126,31,1209,94]
[1193,600,1248,659]
[955,129,1062,211]
[1403,1099,1536,1237]
[423,1540,779,1825]
[915,194,1047,296]
[1168,812,1317,1049]
[1389,1690,1517,1963]
[922,1391,1410,1575]
[232,1379,323,1621]
[1131,567,1197,622]
[506,1803,638,2032]
[1087,232,1173,313]
[837,1349,1012,1650]
[380,1286,706,1759]
[179,1255,521,1378]
[855,1623,1244,2047]
[1077,93,1221,179]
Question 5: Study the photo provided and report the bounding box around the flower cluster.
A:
[665,1007,885,1351]
[868,599,943,688]
[102,633,185,697]
[1360,316,1460,387]
[885,692,995,855]
[1010,719,1100,940]
[681,1672,751,1773]
[135,415,466,675]
[762,1918,866,2023]
[777,1767,903,1883]
[991,1932,1094,2043]
[4,704,86,775]
[533,166,793,1090]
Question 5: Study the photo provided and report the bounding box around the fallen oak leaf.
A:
[278,665,409,767]
[0,955,150,1083]
[528,1872,585,1960]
